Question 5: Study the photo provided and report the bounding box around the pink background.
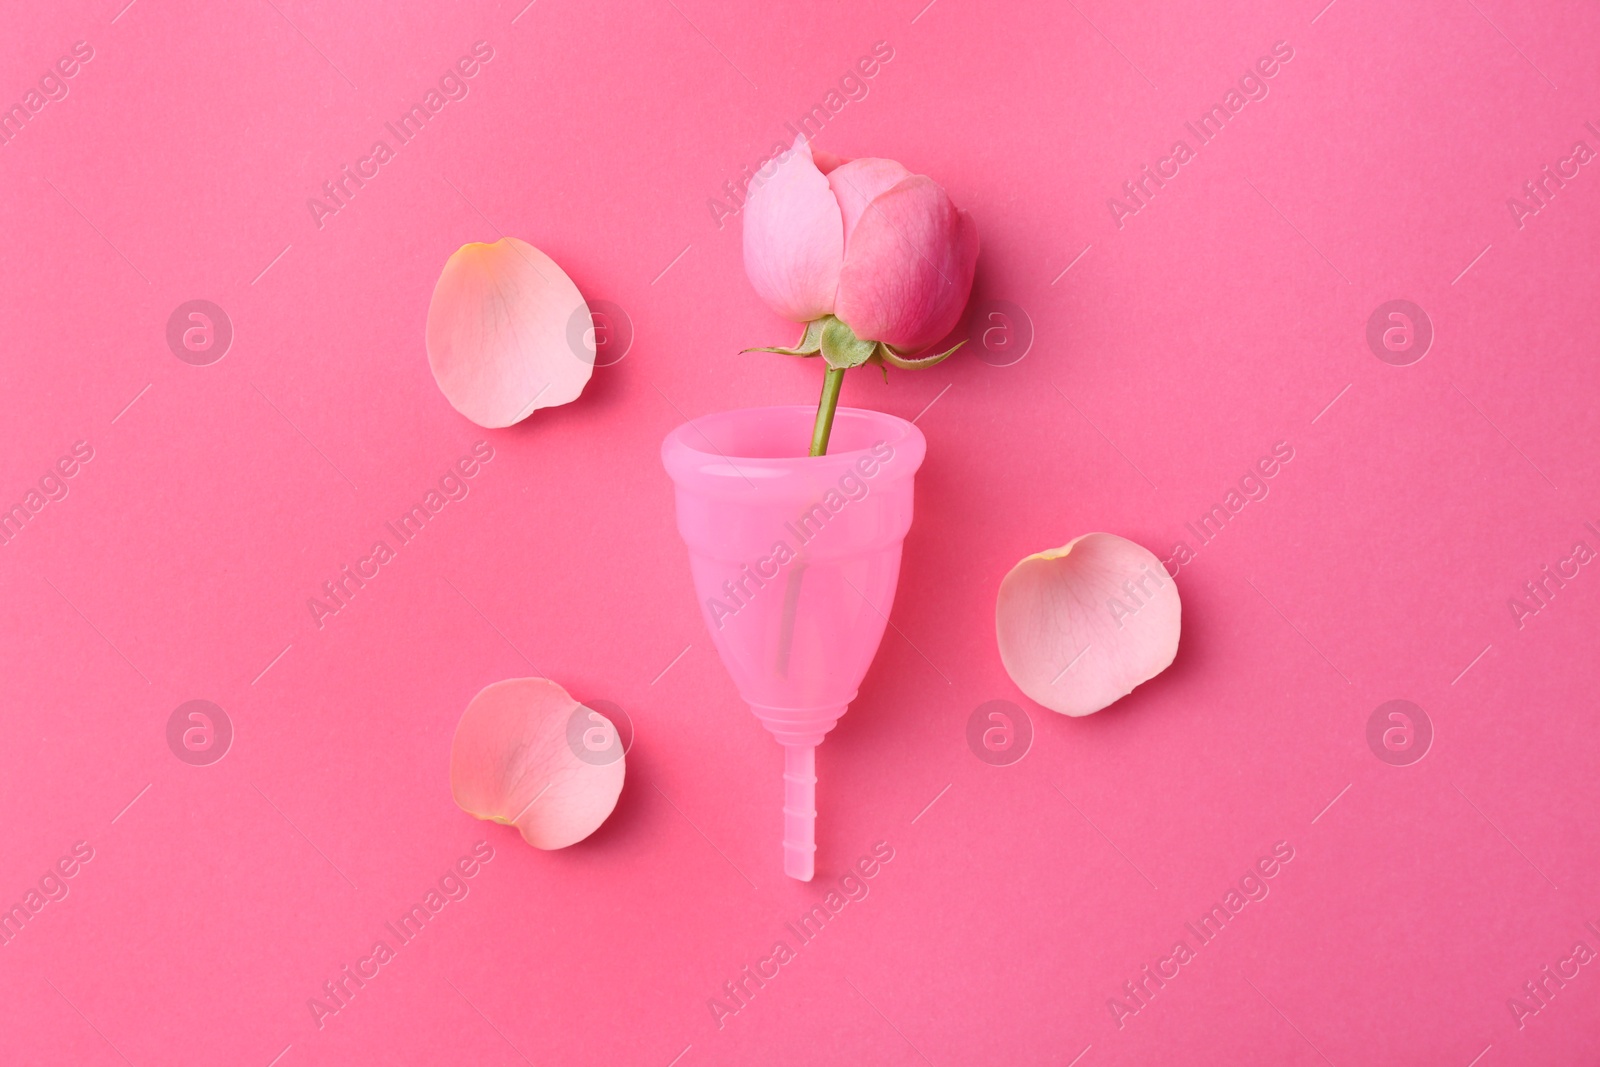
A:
[3,0,1599,1063]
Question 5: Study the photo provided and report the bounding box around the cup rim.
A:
[662,404,922,468]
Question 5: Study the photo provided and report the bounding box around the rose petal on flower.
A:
[834,175,979,352]
[826,157,914,248]
[742,134,844,322]
[449,677,625,849]
[425,238,593,429]
[811,147,849,174]
[995,533,1181,717]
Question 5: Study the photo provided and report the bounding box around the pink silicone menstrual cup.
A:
[662,405,926,880]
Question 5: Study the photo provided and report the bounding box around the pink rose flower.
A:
[743,134,979,360]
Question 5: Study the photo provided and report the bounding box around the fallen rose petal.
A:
[425,237,593,429]
[450,677,625,849]
[995,533,1181,717]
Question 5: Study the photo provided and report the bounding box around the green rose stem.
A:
[780,366,844,676]
[753,316,962,675]
[809,366,847,457]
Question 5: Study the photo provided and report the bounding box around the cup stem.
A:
[782,744,817,881]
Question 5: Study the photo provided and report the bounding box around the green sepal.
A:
[878,338,966,370]
[819,316,877,370]
[741,318,825,357]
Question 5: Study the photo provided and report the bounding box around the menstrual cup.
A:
[662,405,926,880]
